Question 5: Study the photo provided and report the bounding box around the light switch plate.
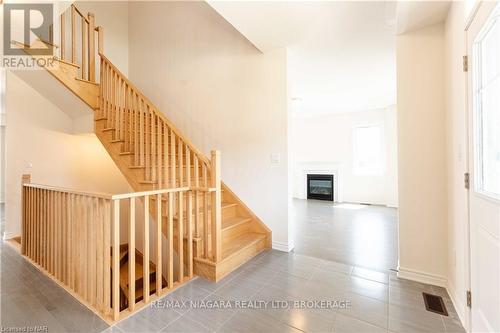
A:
[270,153,280,165]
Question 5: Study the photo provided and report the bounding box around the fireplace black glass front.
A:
[307,174,334,201]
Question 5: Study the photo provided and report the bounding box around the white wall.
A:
[444,1,469,326]
[3,1,131,238]
[4,71,130,238]
[291,107,398,206]
[75,1,129,75]
[127,2,290,250]
[397,23,448,284]
[1,69,5,204]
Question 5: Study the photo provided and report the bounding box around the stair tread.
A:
[119,254,156,287]
[159,202,234,221]
[121,274,160,302]
[222,216,251,230]
[75,77,99,85]
[129,165,200,169]
[53,57,80,69]
[222,202,238,209]
[36,38,59,49]
[222,232,266,260]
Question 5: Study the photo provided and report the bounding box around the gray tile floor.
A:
[0,240,109,332]
[292,199,398,271]
[1,202,466,333]
[112,250,464,333]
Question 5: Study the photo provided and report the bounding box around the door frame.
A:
[465,2,500,332]
[464,3,481,332]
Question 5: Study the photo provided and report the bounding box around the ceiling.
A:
[208,1,450,116]
[396,1,451,34]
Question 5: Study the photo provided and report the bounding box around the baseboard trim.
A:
[397,266,447,288]
[447,282,469,332]
[272,240,295,252]
[3,231,17,240]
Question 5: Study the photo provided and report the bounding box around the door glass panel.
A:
[474,11,500,198]
[480,20,500,85]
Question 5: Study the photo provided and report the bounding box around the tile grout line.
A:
[178,254,268,332]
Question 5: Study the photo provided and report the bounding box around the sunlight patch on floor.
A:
[334,203,366,210]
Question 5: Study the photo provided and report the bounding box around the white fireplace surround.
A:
[293,162,343,202]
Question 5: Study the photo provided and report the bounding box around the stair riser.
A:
[55,60,79,78]
[194,236,267,282]
[222,221,251,244]
[222,191,231,203]
[222,205,237,219]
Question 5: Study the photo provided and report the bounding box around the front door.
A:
[467,2,500,332]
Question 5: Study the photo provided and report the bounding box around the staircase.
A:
[112,245,166,311]
[17,4,271,323]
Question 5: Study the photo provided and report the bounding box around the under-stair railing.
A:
[57,5,223,260]
[21,179,113,320]
[59,4,103,82]
[21,175,221,321]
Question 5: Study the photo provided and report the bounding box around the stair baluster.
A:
[18,4,271,323]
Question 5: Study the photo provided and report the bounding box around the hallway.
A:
[292,199,398,272]
[1,240,466,333]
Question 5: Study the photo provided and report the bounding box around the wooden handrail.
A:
[98,54,211,167]
[32,5,226,321]
[24,183,113,199]
[22,179,113,320]
[111,186,216,200]
[24,183,216,200]
[71,4,89,23]
[21,179,212,321]
[60,5,99,83]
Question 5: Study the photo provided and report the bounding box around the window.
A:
[353,125,384,175]
[473,8,500,198]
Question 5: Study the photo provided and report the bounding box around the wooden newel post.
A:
[60,12,65,60]
[112,199,120,320]
[98,27,104,55]
[88,13,96,82]
[71,5,76,63]
[21,174,31,255]
[210,150,222,262]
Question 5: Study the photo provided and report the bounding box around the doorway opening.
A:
[287,2,399,272]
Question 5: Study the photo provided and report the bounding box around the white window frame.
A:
[472,8,500,201]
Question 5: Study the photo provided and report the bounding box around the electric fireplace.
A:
[307,174,334,201]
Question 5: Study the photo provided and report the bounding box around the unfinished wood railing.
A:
[21,180,113,317]
[56,4,223,266]
[111,186,208,319]
[59,4,102,82]
[98,55,212,187]
[21,176,221,321]
[98,55,223,264]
